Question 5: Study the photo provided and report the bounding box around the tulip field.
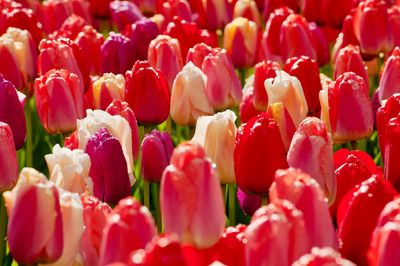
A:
[2,0,400,265]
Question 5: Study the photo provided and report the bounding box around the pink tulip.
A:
[375,47,400,105]
[334,45,368,88]
[198,0,233,31]
[124,18,159,60]
[292,247,355,266]
[89,73,125,110]
[0,122,18,192]
[110,1,144,32]
[0,33,23,89]
[186,42,214,68]
[161,142,225,248]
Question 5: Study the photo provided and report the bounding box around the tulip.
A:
[110,1,144,32]
[125,60,170,125]
[0,33,23,89]
[141,130,174,183]
[381,114,400,191]
[124,18,159,60]
[331,149,381,218]
[223,17,258,68]
[331,15,359,63]
[48,14,87,41]
[284,56,322,114]
[287,117,336,204]
[262,0,300,20]
[101,32,137,74]
[308,22,330,66]
[319,72,373,144]
[245,200,310,265]
[79,195,113,266]
[213,225,246,266]
[198,0,233,31]
[75,25,104,75]
[192,110,237,184]
[234,112,288,195]
[3,168,63,265]
[99,197,156,265]
[265,70,308,128]
[87,0,112,18]
[157,0,192,23]
[237,188,262,216]
[85,128,132,204]
[148,35,183,90]
[161,142,225,248]
[333,45,368,88]
[389,6,400,48]
[0,123,18,192]
[253,60,280,111]
[34,69,84,134]
[0,75,26,149]
[170,62,213,126]
[186,42,213,68]
[203,48,242,110]
[106,100,140,160]
[45,144,91,194]
[270,168,338,249]
[90,73,125,110]
[233,0,261,27]
[239,81,262,123]
[292,247,356,266]
[353,0,393,57]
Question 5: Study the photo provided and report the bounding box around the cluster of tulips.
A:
[2,0,400,265]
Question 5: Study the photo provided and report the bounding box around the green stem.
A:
[239,68,247,87]
[25,98,33,167]
[166,116,172,136]
[138,126,145,142]
[143,180,150,211]
[221,184,227,206]
[0,195,7,266]
[228,184,236,226]
[351,140,358,150]
[153,183,162,233]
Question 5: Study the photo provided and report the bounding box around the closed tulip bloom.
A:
[308,22,330,66]
[106,100,140,160]
[331,15,359,64]
[382,114,400,191]
[101,32,136,75]
[110,1,144,32]
[265,70,308,128]
[186,42,213,68]
[237,187,262,216]
[99,197,156,265]
[293,247,356,266]
[4,168,63,265]
[233,0,261,27]
[148,35,183,90]
[234,113,288,195]
[287,117,336,204]
[161,142,225,248]
[213,225,246,266]
[337,175,398,265]
[353,0,393,57]
[75,25,104,75]
[199,0,233,31]
[202,48,242,110]
[0,123,18,192]
[141,130,173,183]
[34,69,84,134]
[0,75,26,149]
[223,17,258,68]
[375,47,400,105]
[0,32,23,89]
[252,60,280,111]
[158,0,192,23]
[170,62,213,126]
[192,110,237,184]
[85,128,132,204]
[262,0,300,19]
[319,72,373,144]
[334,45,368,89]
[270,168,338,249]
[239,81,262,123]
[77,109,135,183]
[284,56,322,114]
[45,144,91,194]
[389,6,400,48]
[125,60,170,125]
[90,73,125,110]
[245,200,310,265]
[124,19,159,60]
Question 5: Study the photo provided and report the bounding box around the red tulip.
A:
[375,47,400,105]
[292,247,356,266]
[34,69,84,134]
[213,225,246,266]
[337,175,398,265]
[308,22,330,66]
[99,197,156,265]
[331,15,359,64]
[87,0,112,17]
[381,114,400,191]
[234,112,288,195]
[253,60,280,111]
[161,142,225,248]
[389,6,400,48]
[270,168,338,249]
[75,25,104,75]
[238,84,262,123]
[197,0,233,31]
[124,18,159,60]
[0,75,26,149]
[262,0,300,20]
[125,60,170,125]
[186,42,213,68]
[0,33,23,89]
[284,56,322,114]
[0,123,18,192]
[109,1,144,32]
[158,0,192,23]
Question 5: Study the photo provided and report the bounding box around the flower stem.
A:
[25,98,33,167]
[153,183,162,233]
[143,180,150,211]
[228,184,236,226]
[0,195,7,266]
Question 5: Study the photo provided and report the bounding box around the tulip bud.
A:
[75,25,104,75]
[319,72,373,144]
[292,247,356,266]
[186,42,213,68]
[34,69,84,134]
[0,75,26,149]
[170,62,213,126]
[124,18,159,60]
[158,0,192,23]
[253,60,280,111]
[101,32,137,74]
[270,168,338,249]
[110,1,144,32]
[233,0,261,27]
[234,113,288,195]
[308,22,330,66]
[287,117,336,204]
[141,130,173,183]
[148,35,183,90]
[125,60,170,125]
[389,5,400,48]
[106,100,140,160]
[223,17,258,68]
[337,175,398,265]
[237,188,262,216]
[0,32,23,89]
[284,56,322,114]
[245,200,310,265]
[161,142,225,248]
[199,0,233,31]
[381,114,400,191]
[262,0,300,20]
[85,128,132,204]
[0,122,18,192]
[239,81,262,123]
[192,110,237,184]
[375,47,400,105]
[45,144,91,194]
[331,15,359,63]
[99,197,156,265]
[4,168,63,265]
[353,0,393,57]
[90,73,125,110]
